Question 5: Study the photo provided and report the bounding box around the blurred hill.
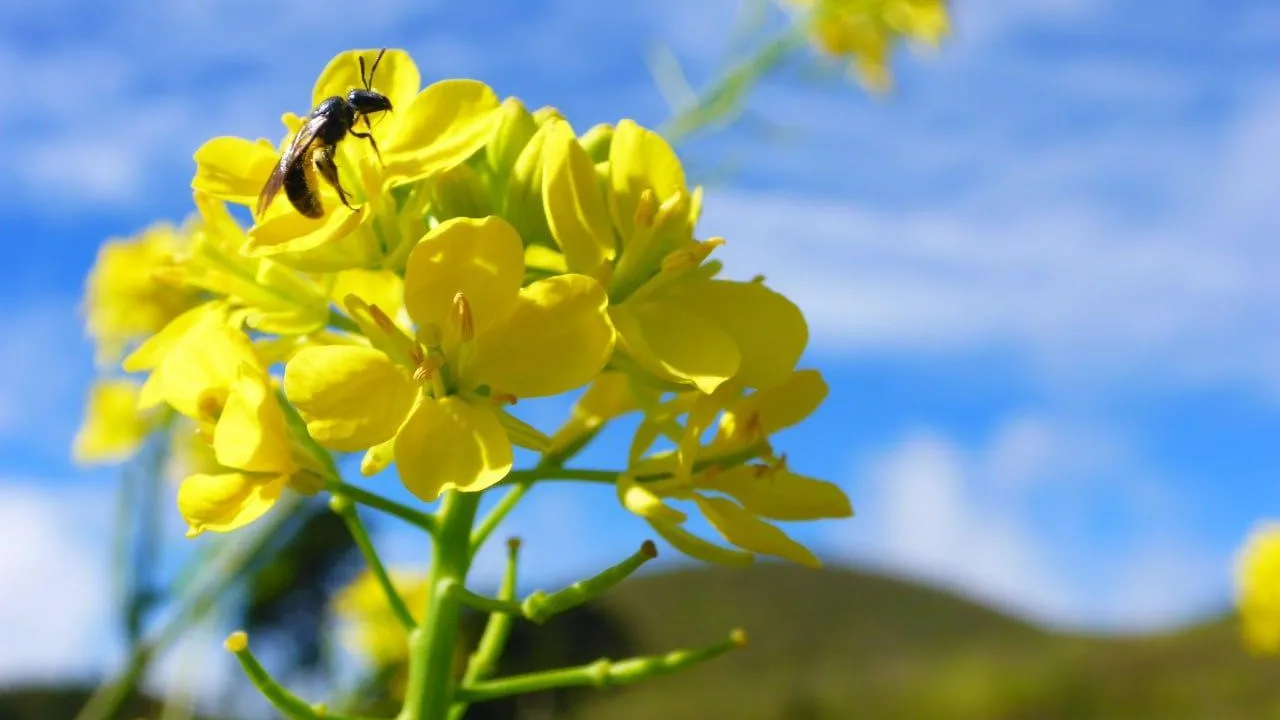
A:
[8,564,1280,719]
[569,564,1280,720]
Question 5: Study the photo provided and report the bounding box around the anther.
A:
[450,292,474,342]
[633,189,657,229]
[661,237,725,273]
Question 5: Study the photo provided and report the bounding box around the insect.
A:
[257,49,393,219]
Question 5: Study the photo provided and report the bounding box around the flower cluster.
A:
[782,0,949,91]
[1236,522,1280,654]
[76,48,851,567]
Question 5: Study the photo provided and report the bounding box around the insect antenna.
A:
[362,48,386,91]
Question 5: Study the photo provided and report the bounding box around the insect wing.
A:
[256,114,326,218]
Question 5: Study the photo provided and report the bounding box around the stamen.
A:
[450,292,474,342]
[633,189,657,229]
[661,237,725,273]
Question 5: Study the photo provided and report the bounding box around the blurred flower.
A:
[71,379,158,465]
[84,221,200,365]
[783,0,949,91]
[333,567,428,668]
[285,216,614,501]
[1237,521,1280,654]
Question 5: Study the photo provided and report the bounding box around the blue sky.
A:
[1,0,1279,687]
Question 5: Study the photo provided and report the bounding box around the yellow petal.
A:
[212,364,297,474]
[664,279,808,389]
[284,345,417,452]
[697,466,852,521]
[694,495,821,568]
[123,302,222,373]
[647,517,754,567]
[617,474,687,524]
[246,204,369,258]
[608,119,687,240]
[72,380,151,465]
[394,397,513,501]
[610,299,739,394]
[714,369,828,449]
[157,318,261,420]
[312,49,420,123]
[332,269,406,322]
[467,274,614,398]
[542,118,615,275]
[382,80,500,186]
[192,137,279,207]
[178,471,287,537]
[403,216,523,335]
[525,245,567,275]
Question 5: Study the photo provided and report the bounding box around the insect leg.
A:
[349,128,383,166]
[313,145,356,211]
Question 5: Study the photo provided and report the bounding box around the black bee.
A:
[257,49,393,219]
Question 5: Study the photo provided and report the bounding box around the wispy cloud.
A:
[835,415,1224,630]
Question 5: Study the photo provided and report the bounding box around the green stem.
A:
[226,632,375,720]
[499,441,772,487]
[457,629,747,703]
[457,588,524,616]
[521,541,657,623]
[331,496,416,632]
[398,491,481,720]
[335,481,437,534]
[470,482,530,554]
[328,308,362,334]
[447,538,521,720]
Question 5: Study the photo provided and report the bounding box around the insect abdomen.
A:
[284,153,324,218]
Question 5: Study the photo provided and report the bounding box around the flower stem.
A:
[447,538,521,720]
[398,490,480,720]
[225,631,374,720]
[456,629,748,703]
[521,540,657,623]
[331,495,416,632]
[335,480,437,534]
[469,481,530,554]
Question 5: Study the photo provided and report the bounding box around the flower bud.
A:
[579,123,613,163]
[486,98,538,181]
[430,164,492,222]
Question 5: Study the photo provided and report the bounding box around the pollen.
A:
[224,630,249,653]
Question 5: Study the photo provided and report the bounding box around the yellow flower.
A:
[538,118,808,394]
[192,49,500,271]
[84,221,200,365]
[1236,522,1280,654]
[334,567,427,667]
[284,215,615,501]
[783,0,949,91]
[72,379,157,465]
[136,311,318,536]
[618,370,850,567]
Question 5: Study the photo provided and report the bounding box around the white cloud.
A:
[0,481,115,681]
[836,416,1222,630]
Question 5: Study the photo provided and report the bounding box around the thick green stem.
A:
[398,491,480,720]
[331,496,416,632]
[457,629,747,703]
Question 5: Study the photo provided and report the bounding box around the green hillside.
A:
[556,564,1280,720]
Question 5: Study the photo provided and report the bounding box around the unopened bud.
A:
[487,97,538,178]
[224,631,249,653]
[579,123,613,163]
